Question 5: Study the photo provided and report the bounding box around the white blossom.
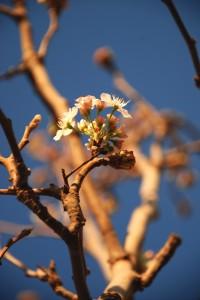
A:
[53,107,78,141]
[100,93,132,118]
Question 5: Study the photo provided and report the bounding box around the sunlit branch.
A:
[38,8,58,58]
[141,234,181,287]
[0,186,61,199]
[62,151,135,234]
[18,114,42,150]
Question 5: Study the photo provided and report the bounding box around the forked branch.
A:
[5,252,78,300]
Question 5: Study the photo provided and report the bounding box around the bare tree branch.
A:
[0,63,26,80]
[38,8,59,58]
[18,114,42,150]
[62,151,135,234]
[0,109,91,300]
[162,0,200,88]
[141,234,182,287]
[99,234,181,300]
[3,0,127,269]
[0,186,61,199]
[5,252,78,300]
[0,228,32,261]
[0,4,24,18]
[0,2,188,299]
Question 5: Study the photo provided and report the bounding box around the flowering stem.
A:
[86,114,96,132]
[62,153,100,180]
[109,107,117,121]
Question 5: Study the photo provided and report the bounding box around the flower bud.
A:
[93,47,117,72]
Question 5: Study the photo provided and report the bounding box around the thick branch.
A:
[121,145,161,279]
[62,152,135,243]
[99,234,181,300]
[0,109,90,299]
[124,203,156,268]
[162,0,200,87]
[9,0,127,267]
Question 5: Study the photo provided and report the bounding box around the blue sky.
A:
[0,1,200,299]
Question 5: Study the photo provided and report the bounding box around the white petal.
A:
[62,128,73,136]
[70,107,78,118]
[120,108,132,118]
[100,93,113,105]
[53,130,63,141]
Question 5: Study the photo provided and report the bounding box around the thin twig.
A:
[38,8,59,58]
[162,0,200,87]
[0,109,29,187]
[0,110,25,168]
[0,4,24,18]
[18,114,42,150]
[165,139,200,155]
[0,63,26,80]
[5,252,78,300]
[0,228,32,261]
[0,186,61,199]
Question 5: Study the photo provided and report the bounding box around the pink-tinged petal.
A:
[53,130,63,141]
[120,108,132,118]
[100,93,113,106]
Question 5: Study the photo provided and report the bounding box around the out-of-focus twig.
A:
[0,228,32,261]
[141,234,182,287]
[124,144,161,270]
[99,233,181,300]
[83,208,111,280]
[5,252,78,300]
[0,4,24,18]
[93,47,168,141]
[0,63,26,80]
[162,0,200,88]
[38,7,58,58]
[166,139,200,155]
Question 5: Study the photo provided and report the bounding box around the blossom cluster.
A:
[54,93,132,155]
